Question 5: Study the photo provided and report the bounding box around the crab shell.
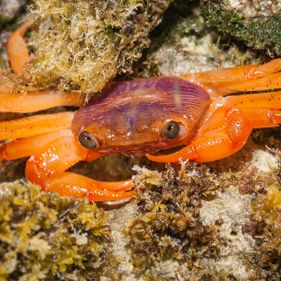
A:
[72,77,211,155]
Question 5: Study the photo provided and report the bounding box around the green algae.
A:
[201,0,281,57]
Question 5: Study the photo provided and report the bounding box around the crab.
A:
[0,24,281,202]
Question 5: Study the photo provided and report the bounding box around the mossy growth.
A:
[0,181,121,281]
[201,0,281,57]
[126,163,221,277]
[21,0,173,97]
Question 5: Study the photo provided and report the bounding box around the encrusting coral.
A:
[0,181,121,281]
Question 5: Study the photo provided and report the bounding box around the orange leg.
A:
[0,69,81,113]
[0,130,72,160]
[222,91,281,110]
[24,134,134,202]
[7,22,32,75]
[0,70,81,113]
[0,112,74,141]
[46,172,134,202]
[182,59,281,84]
[0,90,82,113]
[3,22,81,113]
[147,106,281,163]
[182,59,281,95]
[215,72,281,95]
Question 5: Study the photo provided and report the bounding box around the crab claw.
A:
[146,145,198,163]
[21,133,134,202]
[45,172,135,202]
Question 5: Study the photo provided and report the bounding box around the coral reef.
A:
[201,0,281,57]
[0,181,120,280]
[22,0,174,97]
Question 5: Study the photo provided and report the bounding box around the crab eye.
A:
[79,131,99,149]
[162,121,180,139]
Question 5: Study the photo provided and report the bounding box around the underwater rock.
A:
[23,0,174,97]
[0,0,26,26]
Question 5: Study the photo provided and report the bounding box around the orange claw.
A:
[25,135,89,187]
[148,101,281,164]
[0,130,72,160]
[24,133,134,202]
[146,145,198,163]
[45,172,134,202]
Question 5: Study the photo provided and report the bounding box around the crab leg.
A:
[0,112,74,141]
[24,135,134,201]
[0,90,82,113]
[7,22,32,75]
[182,59,281,85]
[0,130,72,160]
[222,91,281,109]
[214,72,281,95]
[2,22,82,113]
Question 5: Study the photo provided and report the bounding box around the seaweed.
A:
[127,152,281,280]
[0,181,121,280]
[201,0,281,57]
[249,151,281,279]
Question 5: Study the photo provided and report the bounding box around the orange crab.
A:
[1,24,281,202]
